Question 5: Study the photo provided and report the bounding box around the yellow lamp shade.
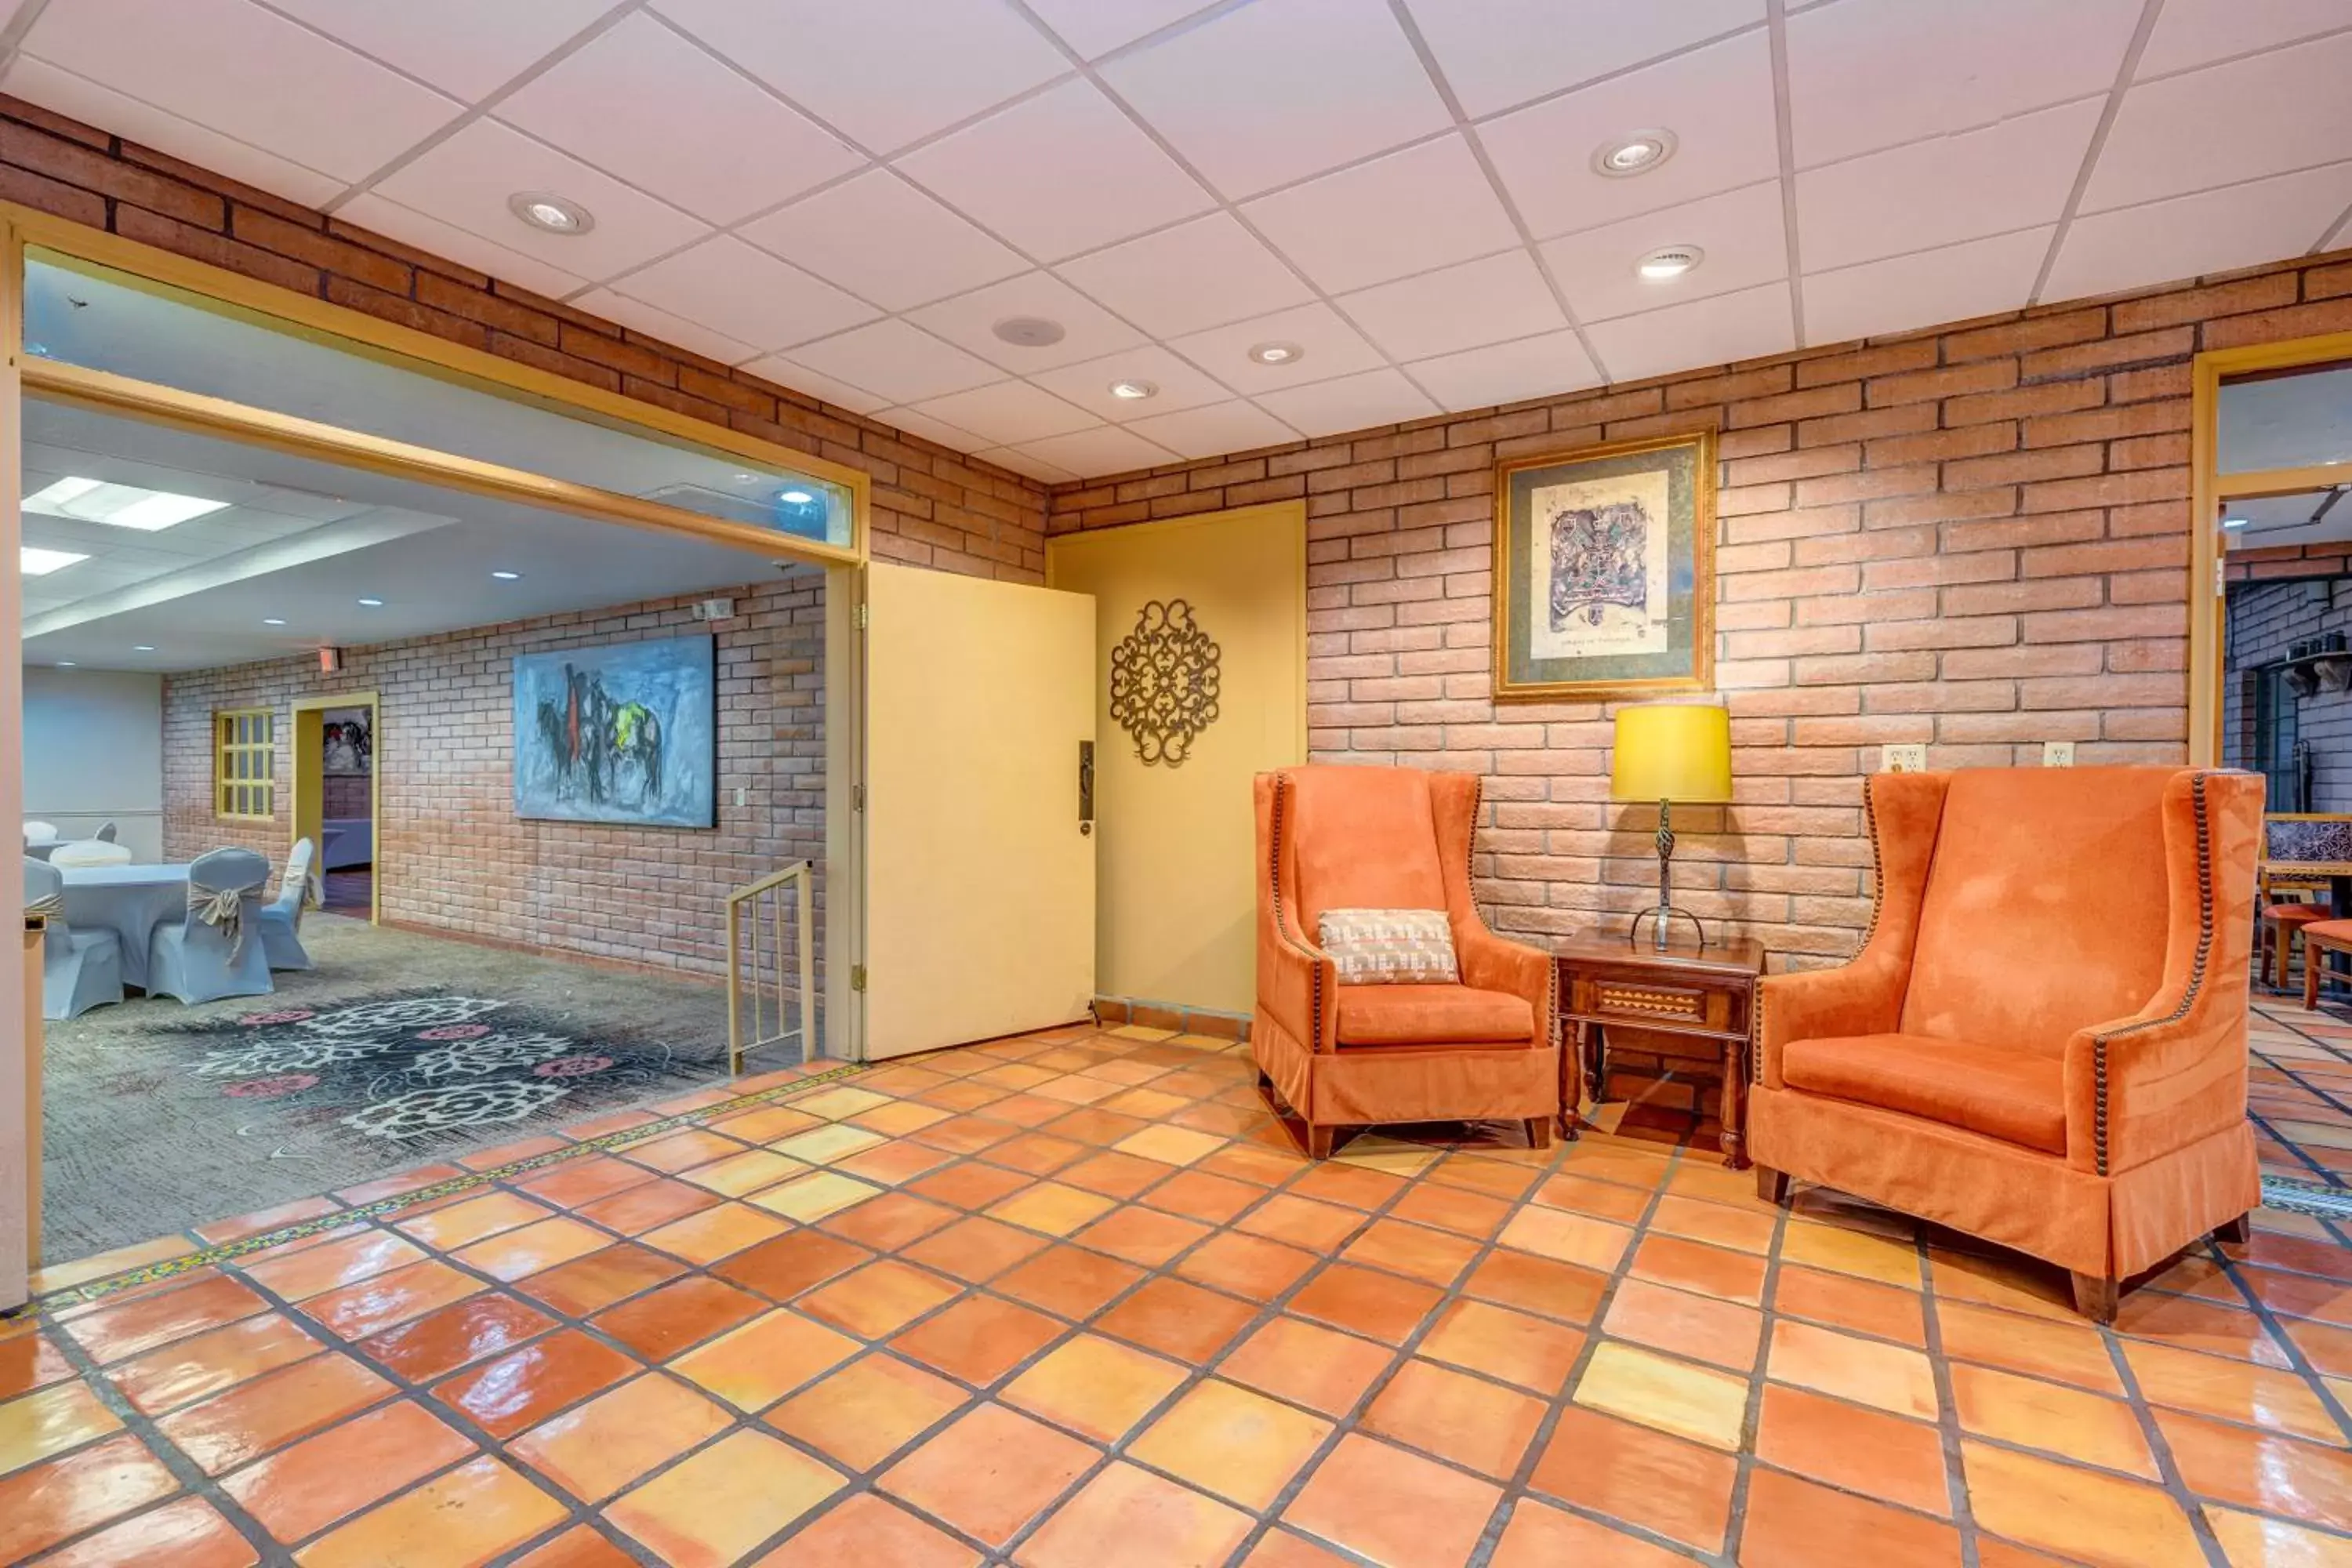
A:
[1611,702,1732,804]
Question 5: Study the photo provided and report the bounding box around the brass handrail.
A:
[724,859,815,1074]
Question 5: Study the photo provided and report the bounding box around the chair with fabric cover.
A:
[25,856,122,1020]
[23,821,56,844]
[1253,765,1559,1158]
[147,847,274,1005]
[256,837,317,971]
[1749,767,2264,1323]
[93,821,118,844]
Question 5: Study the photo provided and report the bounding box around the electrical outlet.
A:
[2042,741,2075,768]
[735,786,747,807]
[1881,744,1927,773]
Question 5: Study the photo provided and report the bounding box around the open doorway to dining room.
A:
[292,694,377,917]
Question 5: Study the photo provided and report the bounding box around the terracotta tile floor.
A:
[5,1016,2351,1566]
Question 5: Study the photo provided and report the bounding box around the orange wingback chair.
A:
[1750,766,2264,1323]
[1254,766,1559,1158]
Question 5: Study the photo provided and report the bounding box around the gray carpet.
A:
[41,914,752,1264]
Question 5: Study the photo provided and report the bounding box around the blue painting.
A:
[514,635,716,828]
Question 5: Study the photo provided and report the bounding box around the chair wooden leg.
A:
[2215,1213,2252,1246]
[2070,1272,2118,1324]
[1755,1165,1789,1206]
[1524,1116,1552,1151]
[1305,1124,1335,1160]
[2307,946,2325,1011]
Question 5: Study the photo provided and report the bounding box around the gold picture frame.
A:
[1492,430,1717,702]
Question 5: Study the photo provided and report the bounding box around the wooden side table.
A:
[1554,935,1765,1167]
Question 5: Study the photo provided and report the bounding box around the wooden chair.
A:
[2256,813,2352,989]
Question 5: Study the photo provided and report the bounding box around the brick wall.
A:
[2221,577,2352,810]
[1049,252,2352,963]
[0,93,1047,584]
[162,576,823,980]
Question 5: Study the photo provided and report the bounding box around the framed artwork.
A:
[1492,430,1716,702]
[514,634,717,828]
[321,709,372,775]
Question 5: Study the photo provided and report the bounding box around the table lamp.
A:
[1610,702,1733,952]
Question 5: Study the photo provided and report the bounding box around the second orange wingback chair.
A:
[1253,766,1559,1157]
[1749,766,2264,1322]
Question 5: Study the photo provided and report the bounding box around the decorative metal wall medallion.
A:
[1109,599,1221,767]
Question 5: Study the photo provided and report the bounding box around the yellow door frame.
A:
[289,692,380,925]
[2190,331,2352,764]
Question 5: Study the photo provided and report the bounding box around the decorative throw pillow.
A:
[1318,908,1459,985]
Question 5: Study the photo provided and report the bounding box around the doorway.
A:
[291,692,377,920]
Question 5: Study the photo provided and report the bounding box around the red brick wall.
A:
[162,577,823,980]
[0,93,1046,584]
[1048,253,2352,963]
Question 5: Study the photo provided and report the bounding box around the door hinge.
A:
[853,602,869,630]
[851,783,865,811]
[850,965,867,992]
[2215,557,2227,597]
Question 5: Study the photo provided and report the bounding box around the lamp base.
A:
[1628,904,1709,953]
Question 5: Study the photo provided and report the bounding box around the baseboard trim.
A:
[1090,995,1250,1042]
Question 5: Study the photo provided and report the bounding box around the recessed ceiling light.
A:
[25,475,228,531]
[778,490,815,505]
[1592,129,1678,177]
[132,644,155,652]
[20,545,88,575]
[55,660,74,668]
[507,191,593,235]
[2222,516,2249,529]
[1108,379,1158,401]
[492,569,522,580]
[1247,341,1305,366]
[993,316,1066,348]
[357,597,384,608]
[1635,245,1704,281]
[263,617,287,626]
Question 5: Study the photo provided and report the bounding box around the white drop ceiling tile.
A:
[1795,98,2100,273]
[773,319,1006,405]
[1541,179,1786,325]
[1054,214,1313,338]
[909,271,1148,372]
[877,406,992,453]
[373,119,710,282]
[1012,425,1180,478]
[1255,368,1439,437]
[1406,328,1602,412]
[1582,281,1795,384]
[1124,399,1299,459]
[1243,134,1521,295]
[2137,0,2351,78]
[1028,345,1236,423]
[2083,31,2352,213]
[1100,0,1451,198]
[897,78,1214,263]
[263,0,610,101]
[495,14,862,227]
[1165,302,1388,394]
[1401,0,1766,119]
[1800,227,2053,347]
[1024,0,1218,60]
[334,193,593,301]
[2046,161,2352,305]
[975,445,1081,485]
[1338,251,1566,363]
[0,55,346,209]
[739,171,1026,311]
[16,0,460,183]
[606,234,878,354]
[906,381,1102,446]
[1479,31,1779,240]
[1785,0,2140,167]
[648,0,1069,155]
[738,354,891,416]
[571,285,760,368]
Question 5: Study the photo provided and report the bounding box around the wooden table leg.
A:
[1719,1036,1749,1170]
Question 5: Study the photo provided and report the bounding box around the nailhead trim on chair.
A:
[1266,771,1324,1051]
[2089,772,2216,1178]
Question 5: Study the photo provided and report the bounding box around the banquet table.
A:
[58,863,191,990]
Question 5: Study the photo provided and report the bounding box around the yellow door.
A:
[862,562,1097,1059]
[1048,502,1307,1015]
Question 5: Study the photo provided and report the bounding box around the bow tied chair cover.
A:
[1748,767,2263,1321]
[25,854,123,1020]
[256,837,318,971]
[148,847,274,1005]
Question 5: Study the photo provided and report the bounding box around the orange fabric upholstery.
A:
[1254,766,1558,1151]
[1751,767,2264,1315]
[2264,903,2331,922]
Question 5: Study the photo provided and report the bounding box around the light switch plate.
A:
[2042,741,2075,768]
[1881,744,1926,773]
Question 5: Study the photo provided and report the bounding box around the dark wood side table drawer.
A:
[1566,972,1747,1036]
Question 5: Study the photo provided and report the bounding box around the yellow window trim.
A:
[215,707,275,822]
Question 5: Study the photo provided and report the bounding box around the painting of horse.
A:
[513,634,716,828]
